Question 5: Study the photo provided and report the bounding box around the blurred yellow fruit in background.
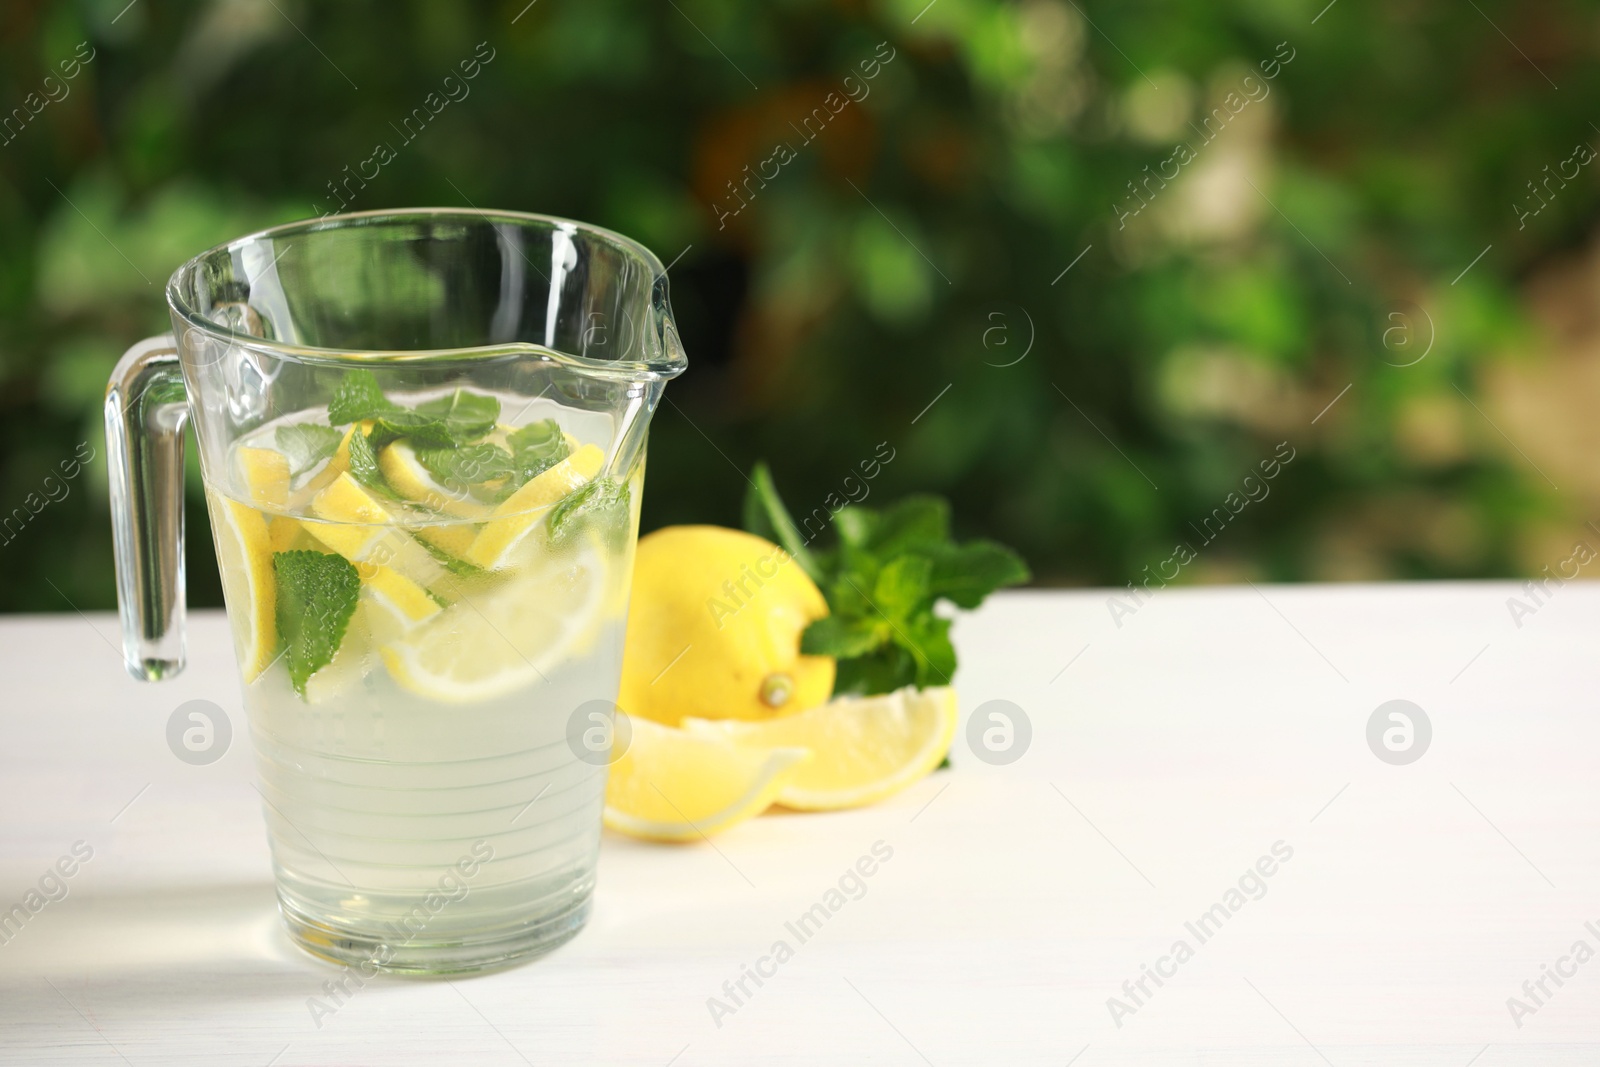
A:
[619,525,834,725]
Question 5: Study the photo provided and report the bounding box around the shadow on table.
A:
[0,880,321,985]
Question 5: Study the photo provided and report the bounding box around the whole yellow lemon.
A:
[619,525,835,725]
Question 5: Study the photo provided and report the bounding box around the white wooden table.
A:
[2,584,1597,1064]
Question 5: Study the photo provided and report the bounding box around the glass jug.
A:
[105,209,686,974]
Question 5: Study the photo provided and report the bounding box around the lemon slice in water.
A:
[305,472,450,592]
[378,439,490,519]
[235,446,290,509]
[211,496,277,682]
[463,444,605,570]
[380,544,607,703]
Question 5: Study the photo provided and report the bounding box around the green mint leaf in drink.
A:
[273,550,360,696]
[345,426,403,500]
[504,419,571,491]
[369,409,455,450]
[327,369,397,425]
[416,389,500,443]
[506,418,564,457]
[275,423,342,476]
[548,478,630,547]
[416,442,515,490]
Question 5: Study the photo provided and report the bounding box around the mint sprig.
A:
[273,550,360,696]
[743,462,1028,695]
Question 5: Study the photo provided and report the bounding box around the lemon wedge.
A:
[380,544,606,703]
[683,686,957,811]
[463,444,605,570]
[209,496,277,682]
[298,422,369,498]
[305,472,450,591]
[378,439,490,519]
[603,716,810,841]
[266,516,310,554]
[236,447,290,509]
[360,563,442,644]
[415,522,479,562]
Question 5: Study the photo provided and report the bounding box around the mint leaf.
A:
[741,462,823,583]
[273,550,360,696]
[369,410,455,450]
[743,462,1028,698]
[345,427,402,500]
[328,369,397,425]
[867,496,949,556]
[801,615,885,659]
[416,442,515,490]
[832,506,876,549]
[928,540,1031,609]
[505,419,571,490]
[872,555,932,619]
[891,612,956,686]
[416,390,499,442]
[276,423,342,476]
[548,478,631,547]
[506,419,564,457]
[833,644,918,696]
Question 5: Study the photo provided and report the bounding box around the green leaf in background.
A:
[748,463,1028,697]
[275,423,342,476]
[800,614,885,659]
[416,389,500,442]
[273,550,360,696]
[327,369,397,425]
[927,541,1031,609]
[742,461,823,583]
[832,506,876,550]
[871,555,932,620]
[833,643,920,698]
[866,496,950,557]
[890,611,957,687]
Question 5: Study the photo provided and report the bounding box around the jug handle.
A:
[105,334,189,682]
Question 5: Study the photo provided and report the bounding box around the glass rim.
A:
[164,206,684,378]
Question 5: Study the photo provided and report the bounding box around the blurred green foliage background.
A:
[2,0,1593,613]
